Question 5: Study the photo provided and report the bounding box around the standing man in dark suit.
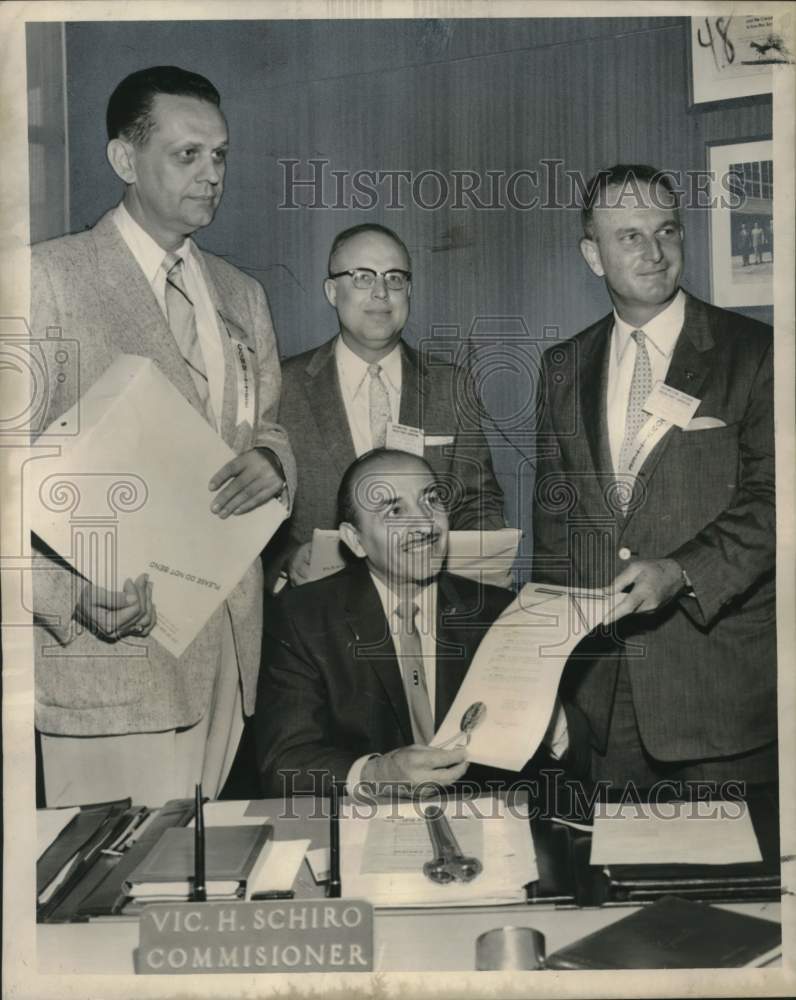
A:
[275,223,506,586]
[31,66,295,805]
[533,164,776,790]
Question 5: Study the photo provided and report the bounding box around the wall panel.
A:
[34,16,774,543]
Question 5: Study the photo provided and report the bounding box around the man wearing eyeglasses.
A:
[275,223,506,587]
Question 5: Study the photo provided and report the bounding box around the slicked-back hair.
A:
[106,65,221,146]
[336,448,434,528]
[581,164,680,238]
[328,224,411,275]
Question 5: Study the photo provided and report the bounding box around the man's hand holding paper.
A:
[361,746,469,791]
[209,447,286,518]
[602,558,686,624]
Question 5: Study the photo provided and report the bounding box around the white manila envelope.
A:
[433,528,521,590]
[26,354,287,656]
[308,528,347,581]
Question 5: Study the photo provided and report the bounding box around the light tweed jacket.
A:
[31,209,296,737]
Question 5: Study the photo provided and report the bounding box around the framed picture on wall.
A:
[688,14,788,106]
[707,138,773,308]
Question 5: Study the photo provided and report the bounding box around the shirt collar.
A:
[369,570,437,635]
[335,335,402,401]
[112,201,192,284]
[613,288,686,363]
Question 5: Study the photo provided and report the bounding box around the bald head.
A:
[337,449,450,590]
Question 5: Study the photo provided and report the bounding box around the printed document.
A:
[341,796,536,906]
[590,800,763,865]
[431,583,611,770]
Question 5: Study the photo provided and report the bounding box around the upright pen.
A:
[327,780,341,898]
[194,782,206,902]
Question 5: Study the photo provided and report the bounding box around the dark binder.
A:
[545,894,781,969]
[38,806,115,897]
[37,799,132,922]
[73,798,196,919]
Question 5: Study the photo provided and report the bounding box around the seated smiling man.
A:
[256,448,510,797]
[256,448,583,798]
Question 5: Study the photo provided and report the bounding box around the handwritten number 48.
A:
[698,16,735,71]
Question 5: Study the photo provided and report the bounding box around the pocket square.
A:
[425,435,455,446]
[684,416,727,431]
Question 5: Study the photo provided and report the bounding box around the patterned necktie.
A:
[368,362,392,449]
[618,329,653,480]
[394,599,435,745]
[162,252,212,418]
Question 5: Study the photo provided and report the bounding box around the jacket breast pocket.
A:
[678,422,739,446]
[666,423,741,520]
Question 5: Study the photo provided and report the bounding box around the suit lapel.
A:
[90,212,205,415]
[434,574,477,724]
[578,316,614,477]
[194,251,246,449]
[398,341,425,428]
[342,563,413,744]
[305,339,357,479]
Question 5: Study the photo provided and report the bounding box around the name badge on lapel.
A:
[218,313,257,429]
[386,422,424,456]
[643,381,701,429]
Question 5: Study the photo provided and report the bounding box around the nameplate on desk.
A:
[137,900,373,974]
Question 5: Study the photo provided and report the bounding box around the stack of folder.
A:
[37,798,196,921]
[123,824,272,904]
[37,801,274,918]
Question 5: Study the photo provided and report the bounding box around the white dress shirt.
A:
[335,336,402,455]
[606,289,686,472]
[112,202,226,428]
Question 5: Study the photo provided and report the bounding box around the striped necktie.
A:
[162,252,212,419]
[394,599,435,745]
[368,363,392,449]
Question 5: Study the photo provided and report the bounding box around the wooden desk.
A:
[37,901,781,974]
[36,797,782,973]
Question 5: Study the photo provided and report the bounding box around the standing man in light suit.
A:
[31,66,296,806]
[275,223,506,587]
[533,164,776,790]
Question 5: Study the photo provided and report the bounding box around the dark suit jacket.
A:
[532,292,776,762]
[275,337,506,551]
[256,565,520,795]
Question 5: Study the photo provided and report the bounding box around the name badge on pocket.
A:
[643,381,701,429]
[386,422,424,456]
